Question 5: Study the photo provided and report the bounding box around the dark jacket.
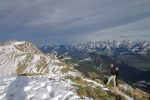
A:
[111,67,116,75]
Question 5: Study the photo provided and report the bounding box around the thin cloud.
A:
[0,0,150,44]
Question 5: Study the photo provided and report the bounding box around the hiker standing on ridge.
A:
[115,67,119,86]
[106,64,116,87]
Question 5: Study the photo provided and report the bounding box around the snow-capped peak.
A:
[0,41,80,76]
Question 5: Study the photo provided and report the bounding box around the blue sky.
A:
[0,0,150,44]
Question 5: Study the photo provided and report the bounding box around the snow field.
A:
[0,76,80,100]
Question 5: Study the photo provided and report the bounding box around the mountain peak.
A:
[0,40,80,76]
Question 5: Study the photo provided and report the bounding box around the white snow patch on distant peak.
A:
[13,41,26,45]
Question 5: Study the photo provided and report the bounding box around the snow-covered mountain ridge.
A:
[0,41,149,100]
[0,40,79,76]
[0,40,83,100]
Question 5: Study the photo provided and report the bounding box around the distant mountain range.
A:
[39,40,150,59]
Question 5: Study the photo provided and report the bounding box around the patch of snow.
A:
[113,87,134,100]
[119,84,133,91]
[103,88,109,91]
[0,76,80,100]
[13,41,26,46]
[136,80,150,88]
[80,57,92,62]
[83,78,104,88]
[137,80,150,86]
